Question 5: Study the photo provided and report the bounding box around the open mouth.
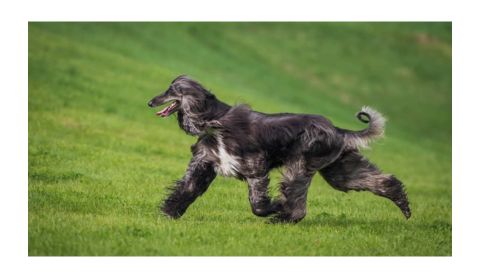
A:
[156,100,180,117]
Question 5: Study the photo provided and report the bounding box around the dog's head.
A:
[148,75,216,118]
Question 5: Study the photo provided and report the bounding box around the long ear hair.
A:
[172,75,231,135]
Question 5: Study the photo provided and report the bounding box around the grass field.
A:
[28,22,452,256]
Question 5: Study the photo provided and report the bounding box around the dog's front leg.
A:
[246,175,278,217]
[161,157,216,219]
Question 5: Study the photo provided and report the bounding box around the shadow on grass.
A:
[153,207,451,236]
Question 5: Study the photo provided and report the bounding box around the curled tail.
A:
[343,106,386,149]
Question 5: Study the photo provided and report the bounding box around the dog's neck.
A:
[176,97,231,136]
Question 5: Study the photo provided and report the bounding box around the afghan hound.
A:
[147,75,411,223]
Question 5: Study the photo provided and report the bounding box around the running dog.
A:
[148,75,411,223]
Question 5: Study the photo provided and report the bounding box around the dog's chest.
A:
[212,135,240,177]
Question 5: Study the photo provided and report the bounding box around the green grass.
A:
[28,22,452,256]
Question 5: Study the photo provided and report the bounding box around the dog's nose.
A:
[148,100,154,107]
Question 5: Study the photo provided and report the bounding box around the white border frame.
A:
[2,0,478,279]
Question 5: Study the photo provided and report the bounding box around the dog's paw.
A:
[269,212,303,224]
[159,204,184,219]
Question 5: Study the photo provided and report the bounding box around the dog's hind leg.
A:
[271,160,315,223]
[319,150,411,219]
[161,157,216,219]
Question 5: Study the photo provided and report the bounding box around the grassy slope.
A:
[28,22,451,256]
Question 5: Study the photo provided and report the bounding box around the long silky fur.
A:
[149,75,411,223]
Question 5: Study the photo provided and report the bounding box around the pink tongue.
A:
[156,103,175,117]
